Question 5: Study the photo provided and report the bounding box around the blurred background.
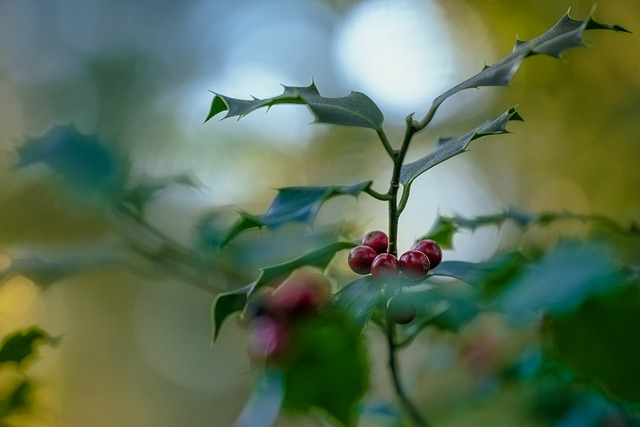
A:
[0,0,638,426]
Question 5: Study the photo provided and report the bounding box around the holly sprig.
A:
[204,10,627,427]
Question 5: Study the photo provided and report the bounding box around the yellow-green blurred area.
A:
[0,0,639,426]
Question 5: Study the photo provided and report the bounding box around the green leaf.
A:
[16,126,124,197]
[0,327,58,367]
[399,287,480,340]
[235,370,284,427]
[427,10,629,118]
[0,256,75,287]
[327,276,382,330]
[401,108,523,185]
[499,240,622,316]
[206,82,384,131]
[256,241,357,289]
[221,182,372,246]
[211,241,357,341]
[281,312,369,426]
[120,173,199,216]
[211,284,253,342]
[548,285,640,402]
[0,379,33,420]
[421,215,457,249]
[429,260,488,286]
[431,253,527,297]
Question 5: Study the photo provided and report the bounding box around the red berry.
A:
[399,250,430,280]
[370,253,399,281]
[412,239,443,269]
[362,230,389,254]
[247,316,289,360]
[348,245,378,275]
[386,295,417,324]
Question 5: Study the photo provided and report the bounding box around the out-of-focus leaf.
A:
[206,82,384,131]
[211,284,253,342]
[421,216,457,249]
[120,173,199,216]
[430,252,528,295]
[498,240,622,316]
[0,379,33,420]
[281,312,368,426]
[0,249,126,287]
[548,285,640,403]
[15,126,124,197]
[0,327,58,367]
[221,182,371,246]
[327,276,382,330]
[401,108,523,185]
[429,261,486,285]
[423,10,628,122]
[234,370,284,427]
[399,287,480,341]
[211,242,357,341]
[0,256,76,287]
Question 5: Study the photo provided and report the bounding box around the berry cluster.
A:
[348,232,443,325]
[244,272,330,361]
[348,231,442,281]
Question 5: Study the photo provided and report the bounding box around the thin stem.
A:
[387,114,417,255]
[364,186,393,201]
[397,182,412,215]
[414,99,441,133]
[386,322,431,427]
[376,128,397,160]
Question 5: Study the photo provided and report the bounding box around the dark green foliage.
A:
[206,82,384,131]
[0,379,33,421]
[0,327,58,367]
[327,276,383,330]
[401,108,523,185]
[498,240,622,316]
[220,182,372,246]
[548,284,640,403]
[211,241,357,341]
[120,173,199,217]
[16,126,124,198]
[279,312,369,426]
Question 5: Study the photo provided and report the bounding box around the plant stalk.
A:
[386,322,431,427]
[381,114,431,426]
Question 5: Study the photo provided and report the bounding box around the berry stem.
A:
[386,321,431,427]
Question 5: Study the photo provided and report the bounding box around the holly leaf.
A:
[281,312,369,426]
[429,260,488,286]
[327,276,383,330]
[16,126,124,197]
[120,173,199,216]
[221,182,371,246]
[498,240,622,317]
[0,379,33,420]
[211,284,254,343]
[0,256,76,287]
[400,108,523,185]
[206,82,384,131]
[421,215,458,249]
[211,242,357,341]
[234,370,284,427]
[427,10,629,119]
[548,285,640,403]
[0,327,58,367]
